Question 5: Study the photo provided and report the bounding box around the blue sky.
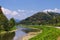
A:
[0,0,60,10]
[0,0,60,20]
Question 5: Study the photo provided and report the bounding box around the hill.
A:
[19,11,60,26]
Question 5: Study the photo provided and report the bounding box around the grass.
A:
[21,25,60,40]
[10,26,16,31]
[0,26,16,34]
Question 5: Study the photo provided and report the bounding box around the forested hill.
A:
[19,11,60,25]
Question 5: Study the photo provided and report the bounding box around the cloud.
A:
[2,7,12,14]
[1,7,36,20]
[43,8,60,13]
[12,11,18,15]
[2,7,18,16]
[18,9,25,12]
[2,7,60,20]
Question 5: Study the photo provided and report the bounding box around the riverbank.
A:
[0,29,17,34]
[22,30,42,40]
[0,26,17,34]
[18,25,60,40]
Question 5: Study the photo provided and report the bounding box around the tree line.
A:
[0,6,15,32]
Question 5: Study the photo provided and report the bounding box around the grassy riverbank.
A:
[19,25,60,40]
[0,26,16,34]
[22,30,42,40]
[28,25,60,40]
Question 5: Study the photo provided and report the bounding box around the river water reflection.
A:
[0,32,15,40]
[0,26,27,40]
[0,26,38,40]
[13,26,27,40]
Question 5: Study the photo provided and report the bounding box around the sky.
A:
[0,0,60,20]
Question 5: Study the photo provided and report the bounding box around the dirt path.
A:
[55,27,60,29]
[55,27,60,40]
[57,36,60,40]
[22,30,42,40]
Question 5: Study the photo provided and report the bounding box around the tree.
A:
[0,6,9,31]
[8,18,15,30]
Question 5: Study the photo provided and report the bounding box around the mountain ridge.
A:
[19,11,60,25]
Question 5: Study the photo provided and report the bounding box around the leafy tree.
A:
[0,6,9,31]
[8,18,15,30]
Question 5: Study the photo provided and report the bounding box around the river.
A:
[13,26,27,40]
[0,26,39,40]
[0,26,27,40]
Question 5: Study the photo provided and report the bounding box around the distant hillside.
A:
[19,11,60,25]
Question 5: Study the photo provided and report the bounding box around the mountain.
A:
[19,11,60,25]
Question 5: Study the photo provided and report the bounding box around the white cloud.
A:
[2,7,18,16]
[43,8,60,13]
[2,7,60,20]
[18,9,25,12]
[1,7,36,20]
[2,7,12,14]
[12,11,18,15]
